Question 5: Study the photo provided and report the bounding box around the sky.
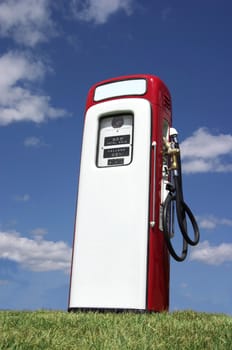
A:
[0,0,231,314]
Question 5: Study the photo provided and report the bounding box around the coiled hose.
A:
[162,134,200,262]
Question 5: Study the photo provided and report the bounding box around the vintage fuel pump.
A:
[68,74,200,312]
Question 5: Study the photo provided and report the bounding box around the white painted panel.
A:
[69,98,151,310]
[94,79,147,101]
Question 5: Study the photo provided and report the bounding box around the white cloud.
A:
[161,7,172,21]
[0,51,68,125]
[30,227,48,241]
[180,128,232,173]
[30,228,48,236]
[0,0,55,46]
[197,215,232,230]
[190,240,232,265]
[0,279,9,286]
[13,194,30,202]
[71,0,133,24]
[0,231,72,273]
[24,136,46,147]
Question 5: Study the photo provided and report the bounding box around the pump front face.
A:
[69,98,151,310]
[69,75,172,312]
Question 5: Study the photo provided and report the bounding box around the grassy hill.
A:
[0,310,231,349]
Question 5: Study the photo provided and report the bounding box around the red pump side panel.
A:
[146,77,171,311]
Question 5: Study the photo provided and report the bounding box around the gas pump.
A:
[68,74,200,312]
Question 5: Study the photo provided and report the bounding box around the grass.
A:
[0,310,231,349]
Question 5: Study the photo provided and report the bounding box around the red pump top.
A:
[85,74,172,116]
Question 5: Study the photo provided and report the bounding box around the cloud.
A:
[30,227,48,241]
[190,240,232,265]
[71,0,133,24]
[13,194,30,202]
[180,128,232,173]
[161,7,172,21]
[197,215,232,230]
[0,279,9,286]
[0,231,72,273]
[24,136,47,148]
[30,228,48,236]
[0,51,68,125]
[0,0,55,46]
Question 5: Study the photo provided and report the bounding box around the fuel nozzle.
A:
[169,127,180,171]
[163,127,180,171]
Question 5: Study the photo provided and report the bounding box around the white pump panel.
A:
[69,98,152,310]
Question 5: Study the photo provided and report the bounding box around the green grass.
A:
[0,310,231,349]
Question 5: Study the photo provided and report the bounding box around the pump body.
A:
[69,75,172,312]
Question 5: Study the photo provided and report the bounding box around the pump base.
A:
[68,307,160,313]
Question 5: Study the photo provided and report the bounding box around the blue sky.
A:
[0,0,231,314]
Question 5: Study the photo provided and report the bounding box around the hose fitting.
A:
[163,138,180,170]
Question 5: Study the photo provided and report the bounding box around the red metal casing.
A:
[82,74,171,311]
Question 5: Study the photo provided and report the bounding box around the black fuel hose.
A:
[162,136,200,261]
[174,176,200,246]
[163,192,188,262]
[174,150,200,246]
